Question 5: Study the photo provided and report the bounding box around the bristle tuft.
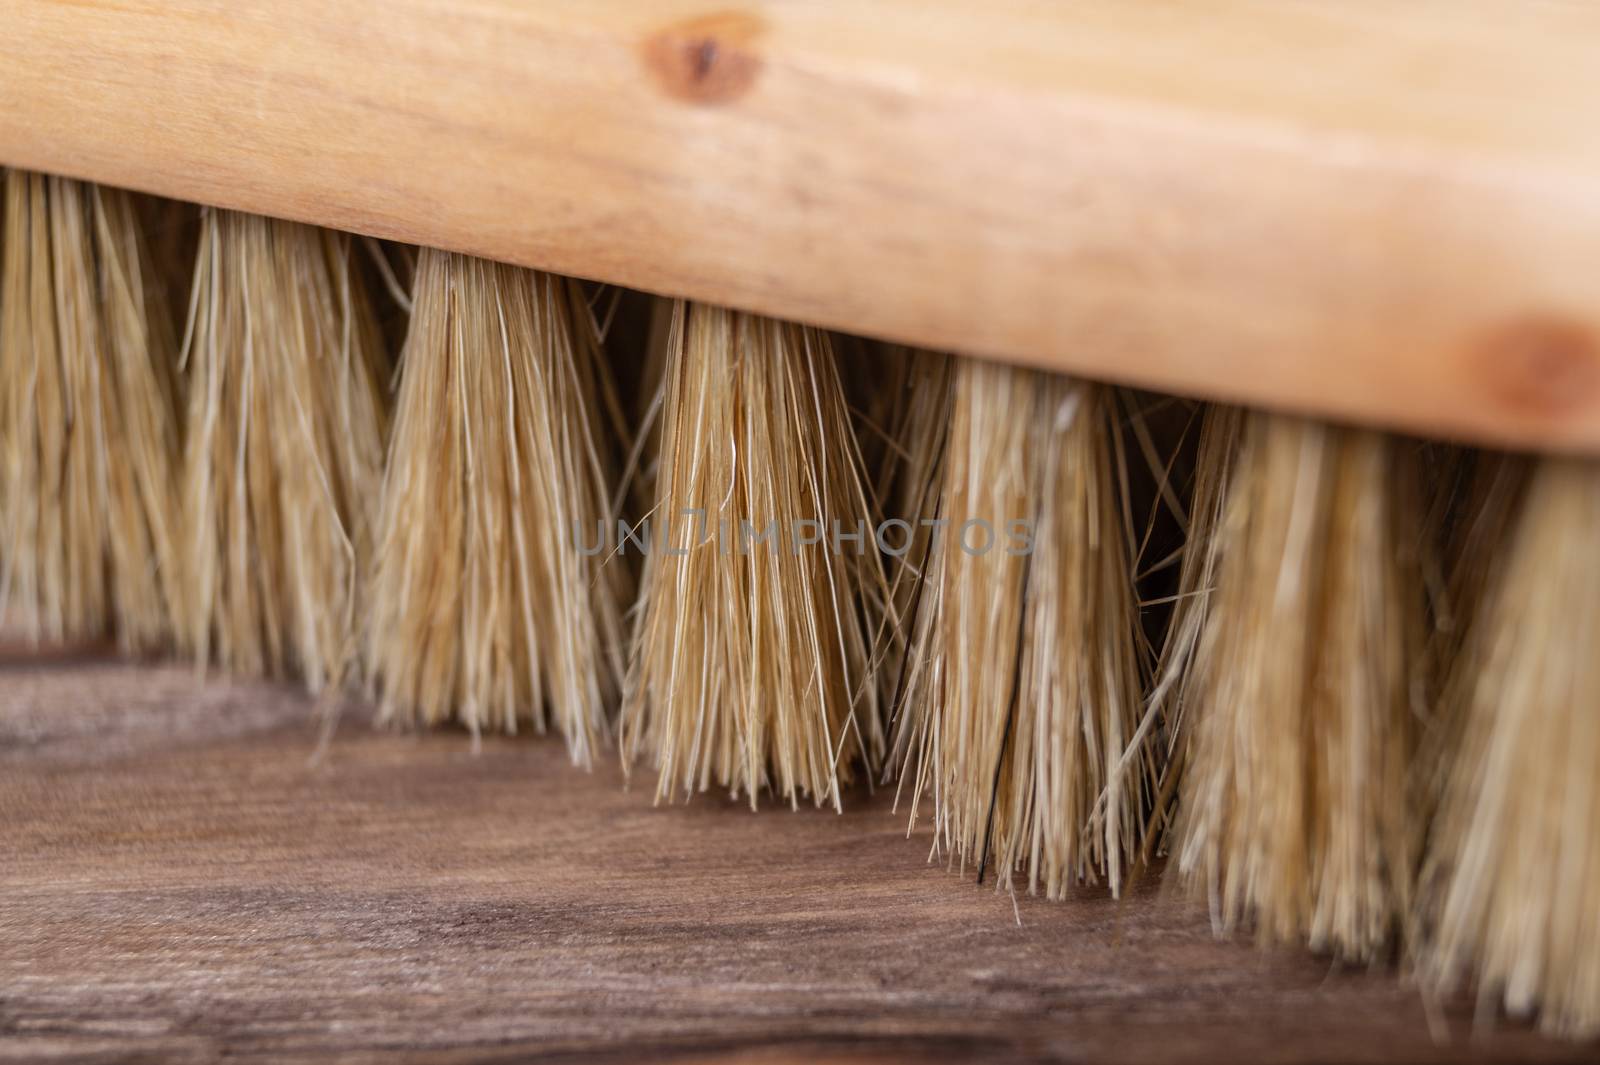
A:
[892,360,1146,897]
[1160,410,1420,959]
[366,250,628,761]
[179,210,388,691]
[0,172,183,649]
[622,302,888,810]
[1420,457,1600,1037]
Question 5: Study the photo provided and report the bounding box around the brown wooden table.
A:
[1,655,1588,1063]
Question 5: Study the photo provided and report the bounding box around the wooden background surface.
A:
[1,653,1591,1064]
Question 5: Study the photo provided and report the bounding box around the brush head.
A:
[622,301,889,810]
[366,250,629,762]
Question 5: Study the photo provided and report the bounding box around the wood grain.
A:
[3,1,1600,452]
[0,656,1592,1063]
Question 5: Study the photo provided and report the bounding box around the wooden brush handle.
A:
[4,1,1599,452]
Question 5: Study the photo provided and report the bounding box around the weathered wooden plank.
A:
[0,659,1586,1062]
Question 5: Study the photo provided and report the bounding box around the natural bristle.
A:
[892,360,1146,897]
[179,210,388,691]
[0,171,182,650]
[1421,457,1600,1037]
[1160,411,1420,959]
[6,161,1600,1043]
[622,302,889,811]
[366,250,628,762]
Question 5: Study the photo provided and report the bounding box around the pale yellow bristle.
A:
[365,250,628,761]
[1159,410,1421,959]
[1420,457,1600,1037]
[892,359,1146,897]
[179,210,388,692]
[0,171,182,649]
[622,301,889,810]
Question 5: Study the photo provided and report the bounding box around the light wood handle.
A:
[4,1,1599,451]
